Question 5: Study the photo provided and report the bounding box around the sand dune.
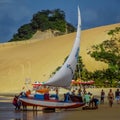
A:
[0,23,120,93]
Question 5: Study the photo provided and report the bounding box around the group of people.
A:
[83,92,99,109]
[71,87,120,109]
[100,88,120,107]
[12,86,120,110]
[71,88,99,109]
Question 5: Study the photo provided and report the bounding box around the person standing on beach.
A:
[84,92,91,107]
[100,89,105,104]
[108,89,114,107]
[12,95,21,110]
[115,88,120,104]
[55,87,59,100]
[77,88,82,96]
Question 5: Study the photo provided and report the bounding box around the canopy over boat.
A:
[71,80,95,85]
[44,6,81,89]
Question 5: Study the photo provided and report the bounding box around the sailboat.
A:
[19,6,85,109]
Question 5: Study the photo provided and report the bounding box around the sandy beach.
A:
[0,88,120,120]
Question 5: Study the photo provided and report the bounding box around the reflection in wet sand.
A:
[0,100,65,120]
[0,109,65,120]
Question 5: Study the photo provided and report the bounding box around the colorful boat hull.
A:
[19,97,85,109]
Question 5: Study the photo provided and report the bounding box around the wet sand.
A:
[0,95,120,120]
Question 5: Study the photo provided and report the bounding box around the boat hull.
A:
[19,97,85,109]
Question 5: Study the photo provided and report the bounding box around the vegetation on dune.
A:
[9,9,76,42]
[87,26,120,87]
[51,26,120,87]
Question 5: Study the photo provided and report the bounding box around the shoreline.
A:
[0,87,119,103]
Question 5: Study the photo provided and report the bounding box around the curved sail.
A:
[44,7,81,88]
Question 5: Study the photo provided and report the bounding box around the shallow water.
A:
[0,101,78,120]
[0,110,67,120]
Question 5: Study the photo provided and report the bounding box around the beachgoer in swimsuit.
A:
[108,89,114,107]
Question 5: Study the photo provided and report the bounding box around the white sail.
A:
[44,6,81,88]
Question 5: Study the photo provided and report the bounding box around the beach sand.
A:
[0,88,120,120]
[62,103,120,120]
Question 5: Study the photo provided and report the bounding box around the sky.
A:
[0,0,120,43]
